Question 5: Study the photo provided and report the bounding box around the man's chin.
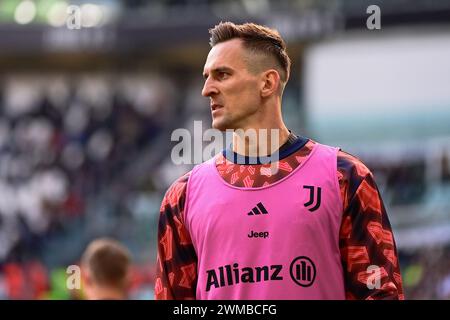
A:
[212,120,229,132]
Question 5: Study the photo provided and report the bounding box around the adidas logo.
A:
[247,202,268,216]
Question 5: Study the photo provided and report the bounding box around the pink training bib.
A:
[184,143,345,299]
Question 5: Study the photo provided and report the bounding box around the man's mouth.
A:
[211,104,223,111]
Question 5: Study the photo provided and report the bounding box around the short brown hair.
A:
[82,238,131,288]
[209,22,291,84]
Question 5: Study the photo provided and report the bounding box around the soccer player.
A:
[81,238,131,300]
[155,22,404,300]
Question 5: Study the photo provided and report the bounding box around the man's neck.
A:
[231,125,290,157]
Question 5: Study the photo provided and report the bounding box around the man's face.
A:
[202,39,261,131]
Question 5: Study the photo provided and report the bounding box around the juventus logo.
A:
[303,185,322,212]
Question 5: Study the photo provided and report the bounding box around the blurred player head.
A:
[81,238,131,300]
[202,22,291,131]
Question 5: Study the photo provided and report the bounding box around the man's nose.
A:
[201,78,218,97]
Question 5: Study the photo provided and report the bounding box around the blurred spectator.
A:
[81,238,131,300]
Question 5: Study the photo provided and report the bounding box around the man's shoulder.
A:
[167,170,192,194]
[162,155,219,203]
[337,149,373,179]
[161,170,192,209]
[308,139,372,178]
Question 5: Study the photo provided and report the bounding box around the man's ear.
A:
[260,69,280,98]
[81,268,92,286]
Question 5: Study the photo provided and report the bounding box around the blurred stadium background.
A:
[0,0,449,299]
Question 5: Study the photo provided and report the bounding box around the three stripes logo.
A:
[247,202,268,216]
[303,185,322,212]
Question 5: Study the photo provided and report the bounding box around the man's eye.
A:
[218,72,228,79]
